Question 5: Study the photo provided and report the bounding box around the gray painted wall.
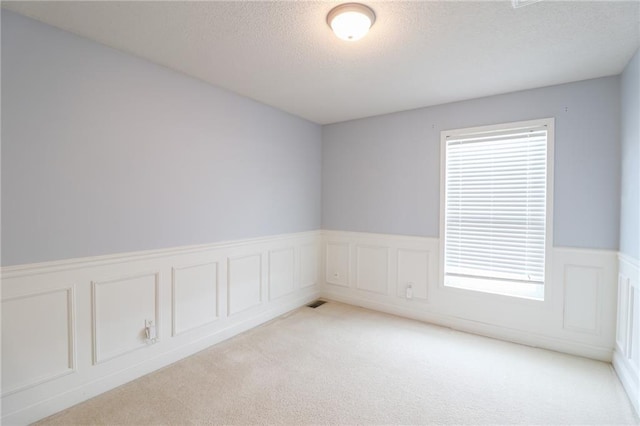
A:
[1,11,322,266]
[2,10,629,266]
[620,49,640,260]
[322,77,621,250]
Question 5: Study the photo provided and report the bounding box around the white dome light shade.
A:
[327,3,376,41]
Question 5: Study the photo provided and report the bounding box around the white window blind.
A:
[444,124,548,287]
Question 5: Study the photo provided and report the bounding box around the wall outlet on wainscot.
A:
[406,283,414,299]
[145,319,157,343]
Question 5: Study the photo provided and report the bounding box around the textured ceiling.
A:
[3,1,639,124]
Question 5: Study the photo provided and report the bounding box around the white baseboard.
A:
[2,291,319,425]
[613,348,640,416]
[1,231,322,425]
[323,291,613,361]
[320,230,619,362]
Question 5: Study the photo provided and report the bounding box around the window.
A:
[441,119,553,300]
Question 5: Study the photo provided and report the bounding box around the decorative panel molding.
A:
[397,249,429,301]
[0,231,321,425]
[321,231,618,363]
[269,248,295,300]
[92,273,160,364]
[1,288,75,395]
[300,243,318,288]
[563,265,601,334]
[629,285,639,370]
[227,254,262,315]
[617,275,631,355]
[356,245,389,294]
[172,262,218,336]
[619,255,640,373]
[614,254,640,416]
[325,242,350,287]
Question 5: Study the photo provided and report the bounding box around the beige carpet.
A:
[38,301,639,425]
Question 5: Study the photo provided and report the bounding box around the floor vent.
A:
[307,300,327,309]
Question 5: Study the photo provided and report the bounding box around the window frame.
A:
[438,118,555,301]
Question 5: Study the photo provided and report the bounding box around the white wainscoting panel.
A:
[172,262,218,336]
[92,273,160,364]
[269,248,295,300]
[613,254,640,416]
[1,231,321,425]
[325,242,350,287]
[355,245,389,294]
[563,265,601,334]
[227,255,262,316]
[617,275,631,356]
[300,244,318,288]
[321,231,618,362]
[632,286,639,370]
[397,249,429,301]
[1,288,75,395]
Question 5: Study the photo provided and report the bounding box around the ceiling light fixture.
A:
[327,3,376,41]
